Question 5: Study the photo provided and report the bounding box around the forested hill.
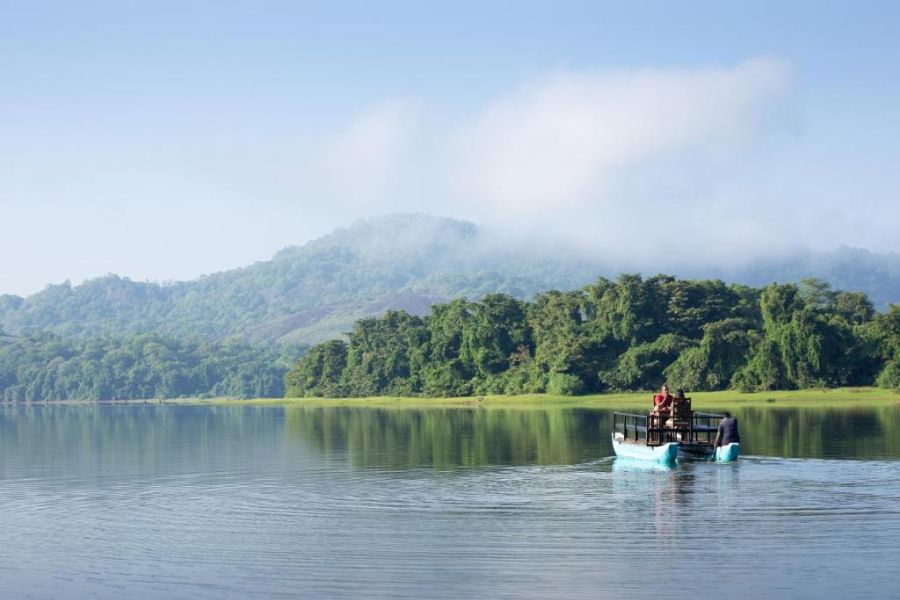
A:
[286,276,900,398]
[732,247,900,310]
[0,215,603,345]
[2,214,899,345]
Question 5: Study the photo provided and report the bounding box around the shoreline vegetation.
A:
[3,274,900,402]
[13,387,898,410]
[241,387,900,409]
[216,387,900,410]
[286,275,900,399]
[0,332,299,401]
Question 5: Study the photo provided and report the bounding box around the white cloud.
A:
[450,58,793,220]
[289,58,797,269]
[317,98,422,212]
[0,58,801,295]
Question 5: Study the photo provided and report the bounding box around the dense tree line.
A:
[285,275,900,397]
[0,333,301,401]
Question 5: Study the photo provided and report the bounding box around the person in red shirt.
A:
[651,384,674,416]
[648,384,674,443]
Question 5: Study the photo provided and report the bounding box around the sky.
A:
[1,1,899,296]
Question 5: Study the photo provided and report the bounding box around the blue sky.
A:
[2,1,899,295]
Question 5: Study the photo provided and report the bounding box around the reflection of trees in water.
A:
[284,407,607,469]
[610,461,697,545]
[0,405,286,478]
[2,403,897,479]
[286,404,900,466]
[727,406,900,458]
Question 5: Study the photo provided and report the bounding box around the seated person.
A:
[714,412,740,447]
[669,389,690,428]
[651,384,674,416]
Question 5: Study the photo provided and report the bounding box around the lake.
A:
[1,404,899,599]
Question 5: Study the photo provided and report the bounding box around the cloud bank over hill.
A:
[6,56,894,296]
[304,58,797,266]
[454,59,792,218]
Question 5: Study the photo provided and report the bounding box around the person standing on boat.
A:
[714,412,740,447]
[651,384,674,416]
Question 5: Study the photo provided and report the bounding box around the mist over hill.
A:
[1,214,898,345]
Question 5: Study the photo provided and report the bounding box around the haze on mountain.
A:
[4,3,900,299]
[2,214,898,346]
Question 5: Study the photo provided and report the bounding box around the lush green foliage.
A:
[286,275,899,397]
[872,306,900,390]
[0,333,299,401]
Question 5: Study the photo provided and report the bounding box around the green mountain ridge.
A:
[2,214,898,345]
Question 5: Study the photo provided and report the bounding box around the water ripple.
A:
[1,405,899,598]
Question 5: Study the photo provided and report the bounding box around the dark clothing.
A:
[717,417,740,445]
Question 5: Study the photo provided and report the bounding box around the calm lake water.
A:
[1,404,899,599]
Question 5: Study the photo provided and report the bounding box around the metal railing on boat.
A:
[613,412,668,446]
[613,410,724,447]
[690,411,722,445]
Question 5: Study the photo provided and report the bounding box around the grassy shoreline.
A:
[8,387,897,409]
[198,387,900,410]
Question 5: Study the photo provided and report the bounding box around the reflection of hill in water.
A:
[0,405,290,479]
[283,407,607,469]
[284,405,900,467]
[1,404,897,478]
[724,406,900,459]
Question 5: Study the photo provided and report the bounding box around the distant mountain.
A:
[728,247,900,308]
[1,214,898,345]
[0,215,601,345]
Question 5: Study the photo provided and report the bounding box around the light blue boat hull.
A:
[611,434,678,464]
[715,443,741,462]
